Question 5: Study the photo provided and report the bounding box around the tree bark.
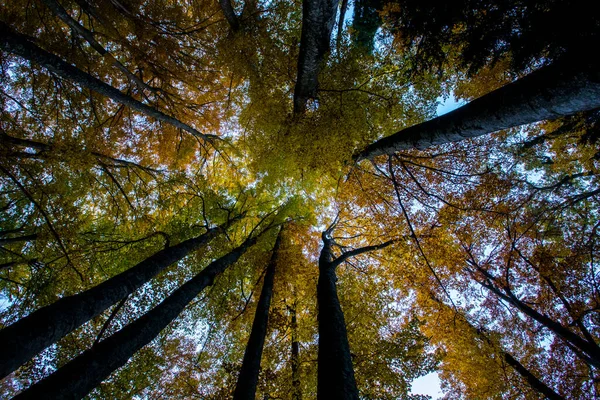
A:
[355,56,600,160]
[0,219,235,379]
[12,234,258,400]
[293,0,338,113]
[0,22,218,143]
[233,229,282,400]
[218,0,240,31]
[317,232,359,399]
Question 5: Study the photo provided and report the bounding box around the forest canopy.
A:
[0,0,599,398]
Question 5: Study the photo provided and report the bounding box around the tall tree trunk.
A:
[355,56,600,160]
[0,234,37,245]
[13,234,259,399]
[0,22,218,143]
[291,296,302,400]
[0,219,236,379]
[218,0,240,31]
[317,233,359,399]
[351,0,383,53]
[293,0,338,113]
[472,268,600,368]
[233,229,282,400]
[430,293,563,399]
[503,352,564,400]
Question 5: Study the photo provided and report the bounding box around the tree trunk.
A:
[503,352,564,400]
[218,0,240,31]
[475,273,600,368]
[291,297,302,400]
[0,22,217,143]
[233,229,282,400]
[0,234,37,245]
[12,234,258,400]
[0,220,234,379]
[317,234,359,399]
[355,56,600,160]
[293,0,338,113]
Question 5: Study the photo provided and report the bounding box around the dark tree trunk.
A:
[0,220,234,379]
[336,0,348,52]
[474,271,600,368]
[351,0,383,53]
[233,230,282,400]
[0,234,37,245]
[293,0,338,113]
[317,233,359,399]
[355,56,600,160]
[503,352,564,400]
[12,234,258,400]
[291,297,302,400]
[0,22,217,143]
[219,0,240,31]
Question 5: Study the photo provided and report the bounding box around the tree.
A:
[233,227,282,399]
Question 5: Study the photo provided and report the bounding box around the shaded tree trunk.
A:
[218,0,240,31]
[233,229,282,400]
[351,0,383,53]
[317,233,359,399]
[293,0,338,113]
[355,56,600,160]
[316,224,393,399]
[471,265,600,368]
[13,233,259,399]
[291,296,302,400]
[0,219,236,379]
[0,22,218,143]
[0,234,37,245]
[503,352,564,400]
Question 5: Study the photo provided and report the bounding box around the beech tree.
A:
[1,0,599,398]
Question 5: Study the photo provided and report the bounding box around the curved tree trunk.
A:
[0,22,218,143]
[355,56,600,160]
[0,219,235,379]
[13,234,259,400]
[317,233,359,399]
[293,0,338,113]
[233,229,282,400]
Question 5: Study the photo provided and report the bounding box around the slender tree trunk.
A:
[12,234,259,400]
[355,56,600,160]
[291,295,302,400]
[0,219,235,379]
[293,0,338,113]
[218,0,240,31]
[503,352,564,400]
[474,272,600,368]
[0,22,218,143]
[0,234,37,245]
[317,234,359,399]
[336,0,348,52]
[233,229,282,400]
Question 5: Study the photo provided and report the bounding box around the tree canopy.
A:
[1,0,599,398]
